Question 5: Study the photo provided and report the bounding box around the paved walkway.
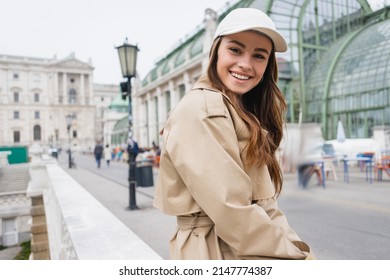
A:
[0,246,21,260]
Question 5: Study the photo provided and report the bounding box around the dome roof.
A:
[109,93,128,112]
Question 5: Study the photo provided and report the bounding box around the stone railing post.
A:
[26,144,52,260]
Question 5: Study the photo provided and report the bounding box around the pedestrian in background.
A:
[154,8,314,260]
[116,149,123,162]
[93,141,104,168]
[104,144,111,166]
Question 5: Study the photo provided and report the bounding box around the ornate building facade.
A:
[0,53,119,151]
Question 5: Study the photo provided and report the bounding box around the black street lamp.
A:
[116,38,139,210]
[65,114,73,169]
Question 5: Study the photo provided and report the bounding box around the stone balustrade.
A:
[27,155,162,260]
[0,151,12,167]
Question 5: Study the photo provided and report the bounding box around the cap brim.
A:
[216,27,287,52]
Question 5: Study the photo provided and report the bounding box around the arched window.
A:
[33,125,41,141]
[68,88,77,104]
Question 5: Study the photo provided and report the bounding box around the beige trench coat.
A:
[153,81,313,260]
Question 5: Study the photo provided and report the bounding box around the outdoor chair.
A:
[375,155,390,181]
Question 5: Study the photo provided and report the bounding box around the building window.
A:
[2,218,18,246]
[14,111,20,119]
[70,78,75,83]
[34,111,40,119]
[72,130,77,138]
[34,93,40,102]
[165,91,171,114]
[13,131,20,143]
[13,92,19,102]
[68,88,77,104]
[13,73,19,79]
[33,125,41,140]
[178,84,186,100]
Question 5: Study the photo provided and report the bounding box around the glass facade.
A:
[259,0,389,140]
[111,117,128,146]
[305,11,390,138]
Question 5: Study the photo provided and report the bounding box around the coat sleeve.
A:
[165,91,311,259]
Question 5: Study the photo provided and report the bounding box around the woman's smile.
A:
[230,71,251,80]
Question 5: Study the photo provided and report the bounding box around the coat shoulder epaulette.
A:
[200,88,228,118]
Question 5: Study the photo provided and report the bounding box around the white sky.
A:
[1,0,387,85]
[1,0,230,84]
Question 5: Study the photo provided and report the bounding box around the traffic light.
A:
[120,81,128,100]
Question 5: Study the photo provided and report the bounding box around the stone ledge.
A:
[32,233,48,243]
[32,215,46,225]
[31,223,47,234]
[31,240,49,252]
[30,205,45,216]
[31,251,50,260]
[44,163,162,260]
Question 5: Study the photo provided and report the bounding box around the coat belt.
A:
[177,212,214,230]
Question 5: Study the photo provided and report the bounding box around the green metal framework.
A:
[111,116,128,146]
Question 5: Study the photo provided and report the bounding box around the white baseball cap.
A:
[213,8,287,52]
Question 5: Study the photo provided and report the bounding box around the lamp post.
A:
[65,114,73,169]
[116,38,139,210]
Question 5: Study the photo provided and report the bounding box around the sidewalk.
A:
[0,246,21,260]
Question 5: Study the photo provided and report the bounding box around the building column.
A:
[139,99,148,147]
[80,74,85,105]
[88,74,94,105]
[62,72,67,104]
[54,72,58,104]
[169,81,178,109]
[157,89,165,146]
[202,8,217,72]
[147,93,154,147]
[183,71,191,94]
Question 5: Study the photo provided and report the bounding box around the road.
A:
[61,152,390,260]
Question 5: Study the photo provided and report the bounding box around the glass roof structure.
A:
[140,0,389,139]
[111,116,129,145]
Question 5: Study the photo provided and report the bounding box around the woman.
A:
[154,8,314,260]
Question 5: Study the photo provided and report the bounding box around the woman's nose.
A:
[236,55,252,69]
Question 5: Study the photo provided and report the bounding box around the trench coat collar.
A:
[192,80,270,138]
[192,80,232,105]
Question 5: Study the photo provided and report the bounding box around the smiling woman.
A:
[153,8,315,260]
[216,31,272,95]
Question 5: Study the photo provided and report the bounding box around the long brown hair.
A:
[200,36,287,194]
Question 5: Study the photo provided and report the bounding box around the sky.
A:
[1,0,387,85]
[1,0,230,84]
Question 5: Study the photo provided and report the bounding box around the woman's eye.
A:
[254,54,265,60]
[229,47,240,54]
